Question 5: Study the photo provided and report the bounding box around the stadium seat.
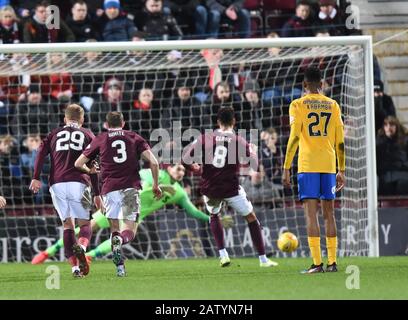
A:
[244,0,264,37]
[263,0,297,10]
[263,0,297,34]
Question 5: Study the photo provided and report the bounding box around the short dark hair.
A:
[72,0,87,6]
[36,0,50,9]
[297,0,311,8]
[304,66,322,83]
[106,111,124,128]
[217,107,235,127]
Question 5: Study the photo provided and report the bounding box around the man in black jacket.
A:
[23,0,75,43]
[162,80,203,130]
[135,0,183,40]
[65,0,100,41]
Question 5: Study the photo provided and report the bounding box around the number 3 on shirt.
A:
[212,145,228,168]
[112,140,127,163]
[308,112,332,137]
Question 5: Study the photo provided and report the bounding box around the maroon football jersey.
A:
[33,124,95,186]
[83,129,150,195]
[186,129,256,198]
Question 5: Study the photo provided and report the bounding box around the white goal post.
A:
[0,36,379,260]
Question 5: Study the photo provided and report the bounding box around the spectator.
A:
[202,46,224,91]
[14,83,59,136]
[0,134,32,205]
[20,133,41,170]
[374,80,396,133]
[90,77,131,133]
[126,31,148,65]
[130,87,161,140]
[239,79,272,131]
[259,127,283,185]
[20,133,49,203]
[188,47,236,104]
[205,0,251,38]
[163,0,208,38]
[317,0,346,37]
[162,80,203,130]
[23,0,75,43]
[97,0,137,41]
[65,0,100,42]
[0,55,29,104]
[281,0,314,38]
[135,0,183,41]
[209,81,241,128]
[0,5,23,44]
[241,170,281,203]
[376,116,408,195]
[45,52,75,102]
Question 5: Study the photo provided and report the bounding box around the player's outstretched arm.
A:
[178,193,210,223]
[0,196,6,209]
[141,149,162,199]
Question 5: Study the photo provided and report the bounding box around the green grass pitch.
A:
[0,257,407,299]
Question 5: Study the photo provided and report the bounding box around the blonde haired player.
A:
[29,104,99,278]
[283,66,345,273]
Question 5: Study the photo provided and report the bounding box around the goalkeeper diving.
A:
[32,163,233,264]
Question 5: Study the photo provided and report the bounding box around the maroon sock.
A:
[120,230,135,245]
[63,229,76,259]
[210,214,225,250]
[78,224,92,249]
[248,220,265,256]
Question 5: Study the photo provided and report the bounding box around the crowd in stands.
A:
[0,0,405,208]
[0,0,354,43]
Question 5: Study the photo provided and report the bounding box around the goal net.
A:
[0,37,378,262]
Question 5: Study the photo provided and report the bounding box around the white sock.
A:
[259,255,268,263]
[72,266,80,273]
[219,249,228,258]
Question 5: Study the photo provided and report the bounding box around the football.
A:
[277,232,299,253]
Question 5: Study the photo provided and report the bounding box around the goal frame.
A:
[0,36,379,257]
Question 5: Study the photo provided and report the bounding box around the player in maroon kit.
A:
[29,104,99,278]
[183,107,278,267]
[75,111,162,277]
